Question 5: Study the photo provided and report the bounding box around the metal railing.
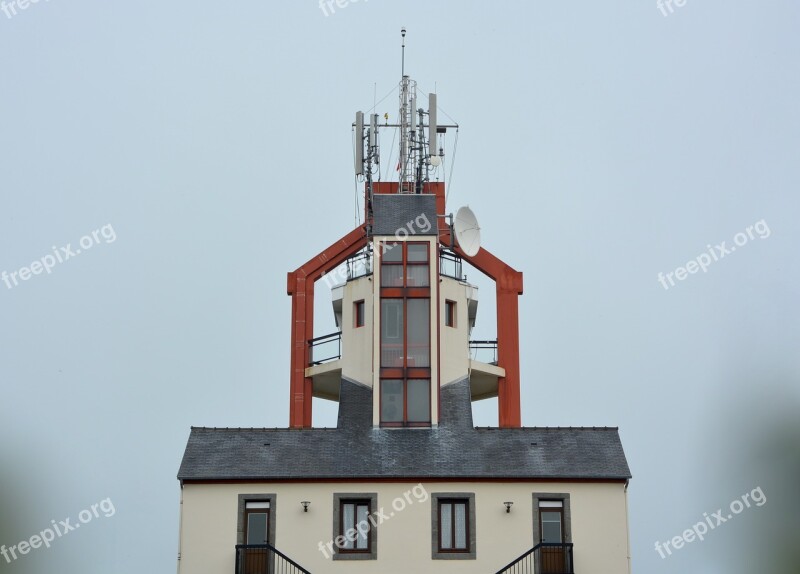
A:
[439,250,464,280]
[494,542,574,574]
[308,331,341,366]
[235,544,311,574]
[469,339,498,364]
[346,250,372,281]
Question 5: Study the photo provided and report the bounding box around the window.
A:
[237,494,276,574]
[380,242,429,287]
[380,378,430,424]
[236,495,275,546]
[439,500,468,551]
[532,493,573,574]
[245,502,270,545]
[379,241,432,426]
[340,500,370,552]
[445,300,456,327]
[431,493,476,560]
[354,300,365,328]
[332,493,378,560]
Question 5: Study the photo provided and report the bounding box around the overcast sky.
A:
[1,1,798,573]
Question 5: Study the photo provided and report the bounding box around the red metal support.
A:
[440,229,524,428]
[287,225,367,428]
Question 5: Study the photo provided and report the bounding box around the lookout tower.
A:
[287,33,523,430]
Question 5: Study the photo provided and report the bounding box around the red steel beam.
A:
[440,228,524,428]
[287,225,367,428]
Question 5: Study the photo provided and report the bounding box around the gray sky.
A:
[1,1,798,573]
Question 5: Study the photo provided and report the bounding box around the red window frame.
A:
[379,241,432,427]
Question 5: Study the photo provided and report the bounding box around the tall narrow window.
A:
[340,500,371,553]
[245,503,269,545]
[333,493,378,561]
[445,300,456,328]
[242,500,271,574]
[379,241,432,426]
[438,499,469,552]
[354,300,365,328]
[536,497,570,574]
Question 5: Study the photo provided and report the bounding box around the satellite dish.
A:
[430,155,442,167]
[454,206,481,257]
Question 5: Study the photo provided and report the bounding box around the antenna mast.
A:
[399,28,413,190]
[354,28,456,202]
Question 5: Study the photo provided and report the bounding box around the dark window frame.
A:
[354,300,365,328]
[445,299,456,328]
[532,493,572,546]
[332,493,378,561]
[438,499,469,552]
[236,494,276,546]
[431,492,476,560]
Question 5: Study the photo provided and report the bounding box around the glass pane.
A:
[440,503,452,549]
[406,264,429,287]
[407,243,429,262]
[407,379,430,422]
[246,512,268,545]
[380,380,404,422]
[454,503,467,549]
[356,504,369,549]
[380,299,404,366]
[355,301,364,327]
[342,504,355,549]
[541,511,562,543]
[381,264,404,287]
[406,299,430,367]
[382,242,403,262]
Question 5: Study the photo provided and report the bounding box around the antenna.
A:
[428,93,437,158]
[354,111,364,176]
[454,206,482,257]
[401,27,406,77]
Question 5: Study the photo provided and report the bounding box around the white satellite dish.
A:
[454,206,481,257]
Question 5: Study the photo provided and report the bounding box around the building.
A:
[177,56,632,574]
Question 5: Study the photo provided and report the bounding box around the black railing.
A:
[494,542,574,574]
[235,544,311,574]
[308,331,341,366]
[346,250,372,281]
[439,250,464,280]
[469,339,498,364]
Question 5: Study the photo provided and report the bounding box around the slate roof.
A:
[178,379,631,482]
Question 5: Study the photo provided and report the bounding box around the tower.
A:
[286,43,523,430]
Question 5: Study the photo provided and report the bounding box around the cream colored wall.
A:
[439,277,471,387]
[340,275,373,387]
[371,236,439,426]
[179,480,630,574]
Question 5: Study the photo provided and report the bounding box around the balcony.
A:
[469,339,505,401]
[306,331,342,401]
[234,544,311,574]
[494,542,575,574]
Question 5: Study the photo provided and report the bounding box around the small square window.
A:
[445,300,456,328]
[354,300,365,328]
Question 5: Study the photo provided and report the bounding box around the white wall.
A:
[179,480,630,574]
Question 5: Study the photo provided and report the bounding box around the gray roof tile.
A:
[178,379,631,482]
